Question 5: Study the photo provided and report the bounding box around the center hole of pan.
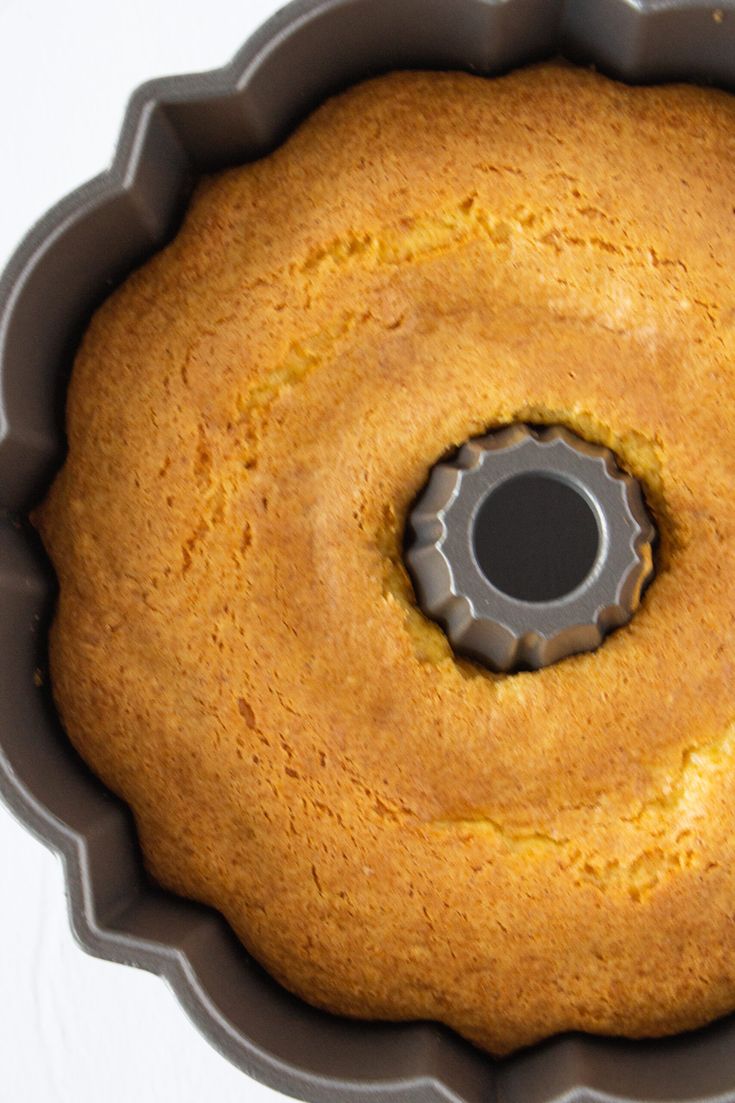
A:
[472,472,600,603]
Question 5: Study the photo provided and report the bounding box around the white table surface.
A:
[0,1,296,1099]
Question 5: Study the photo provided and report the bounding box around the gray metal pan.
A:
[1,1,734,1101]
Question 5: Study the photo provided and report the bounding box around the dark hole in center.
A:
[472,472,600,603]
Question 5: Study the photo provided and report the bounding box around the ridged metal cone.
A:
[406,424,655,672]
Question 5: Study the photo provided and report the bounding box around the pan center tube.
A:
[472,471,600,604]
[405,424,655,673]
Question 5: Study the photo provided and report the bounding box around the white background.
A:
[0,2,292,1100]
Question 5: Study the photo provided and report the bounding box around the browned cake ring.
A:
[36,64,735,1055]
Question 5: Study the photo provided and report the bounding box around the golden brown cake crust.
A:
[36,63,735,1055]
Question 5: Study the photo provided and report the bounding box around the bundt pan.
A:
[2,0,735,1100]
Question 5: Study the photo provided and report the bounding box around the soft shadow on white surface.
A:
[0,803,282,1102]
[0,1,297,1100]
